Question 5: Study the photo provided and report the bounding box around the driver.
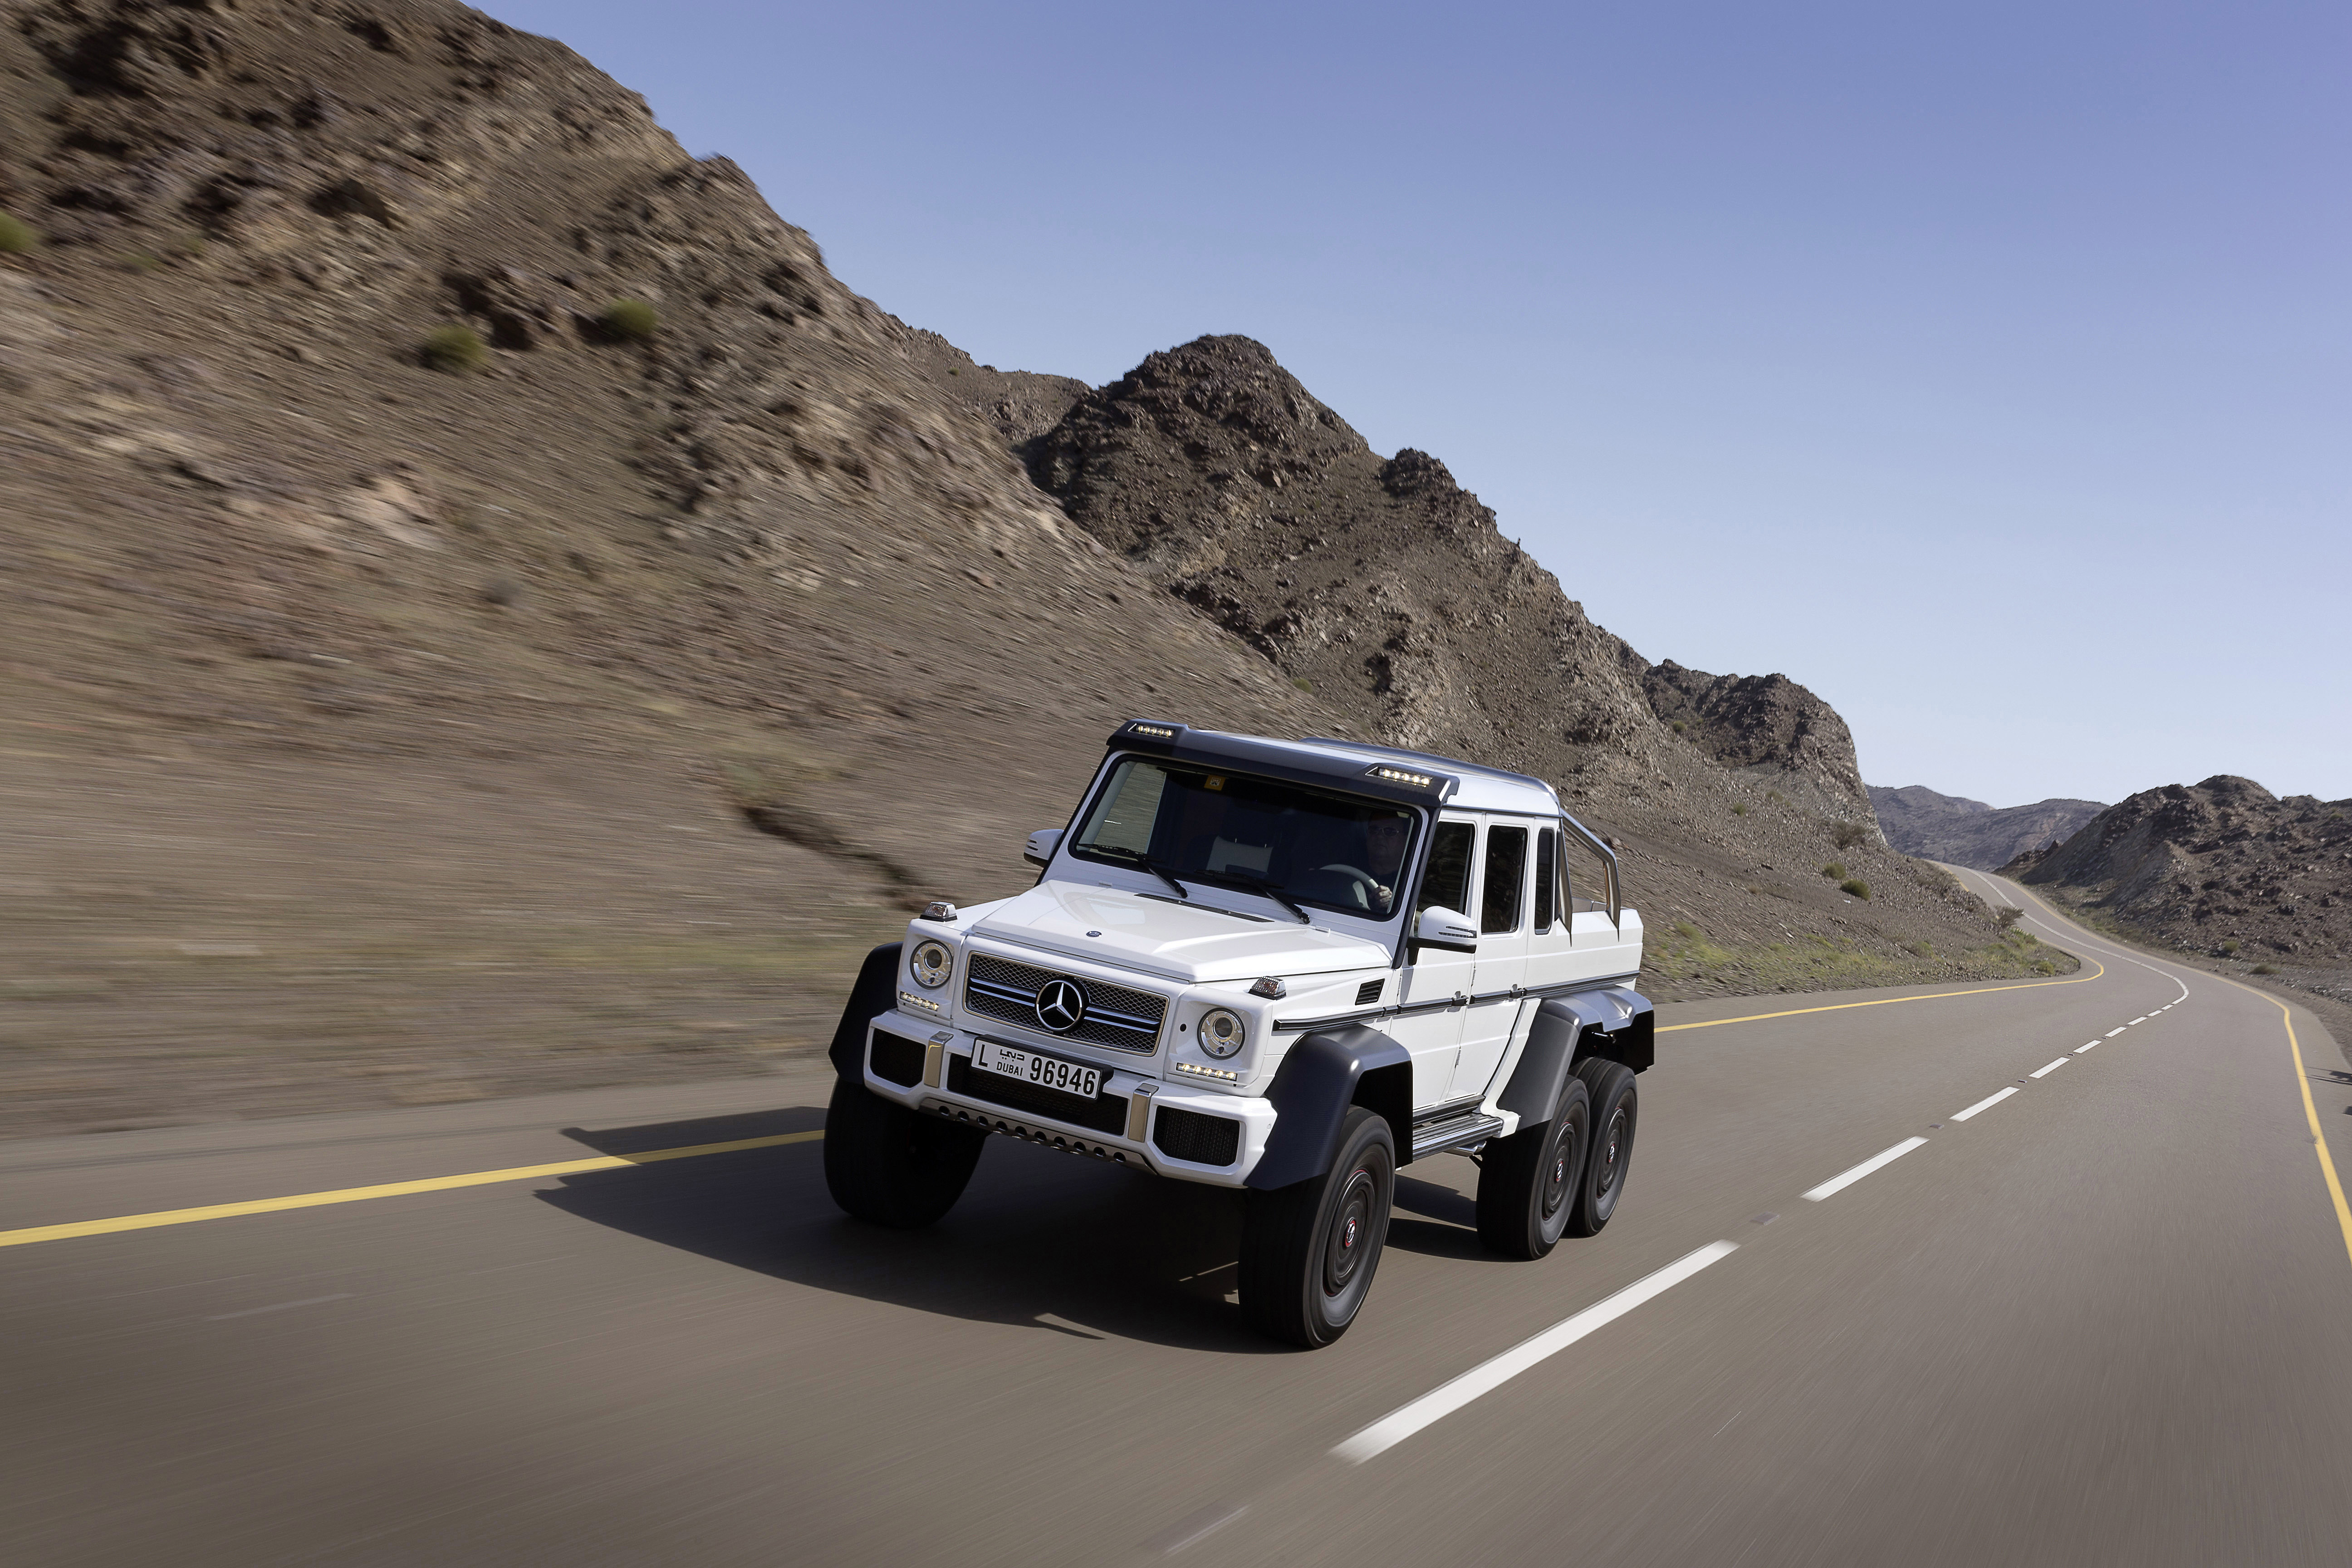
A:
[1364,814,1412,912]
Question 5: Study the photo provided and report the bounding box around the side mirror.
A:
[1024,828,1063,868]
[1412,906,1478,954]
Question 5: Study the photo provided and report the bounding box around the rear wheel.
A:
[823,1077,986,1228]
[1566,1058,1637,1237]
[1474,1074,1592,1259]
[1240,1107,1395,1348]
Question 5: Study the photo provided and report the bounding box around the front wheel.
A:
[1565,1058,1637,1237]
[823,1078,987,1228]
[1239,1107,1395,1348]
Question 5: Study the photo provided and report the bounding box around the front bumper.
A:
[858,1009,1274,1187]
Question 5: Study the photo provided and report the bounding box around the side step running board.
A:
[1411,1112,1505,1162]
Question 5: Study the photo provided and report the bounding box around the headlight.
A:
[910,940,954,989]
[1198,1007,1246,1058]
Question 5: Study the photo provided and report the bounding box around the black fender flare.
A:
[1246,1024,1412,1190]
[1495,987,1655,1124]
[828,942,905,1079]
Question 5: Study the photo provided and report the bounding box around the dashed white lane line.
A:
[2130,1016,2147,1025]
[2076,1042,2100,1054]
[2105,1027,2127,1038]
[2030,1058,2070,1079]
[1803,1137,1930,1201]
[1333,1241,1741,1464]
[1953,1087,2019,1121]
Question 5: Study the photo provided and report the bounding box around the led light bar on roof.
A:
[1124,721,1180,740]
[1366,764,1436,789]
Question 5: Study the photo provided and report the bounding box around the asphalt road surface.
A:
[6,876,2350,1566]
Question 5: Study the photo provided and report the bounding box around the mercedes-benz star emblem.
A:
[1034,977,1087,1034]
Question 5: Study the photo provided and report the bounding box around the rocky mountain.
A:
[1870,784,2106,870]
[1019,336,1878,825]
[2011,779,2352,1000]
[0,0,2053,1133]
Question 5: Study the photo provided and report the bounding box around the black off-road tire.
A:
[823,1077,987,1229]
[1239,1107,1395,1348]
[1474,1074,1592,1259]
[1566,1058,1637,1237]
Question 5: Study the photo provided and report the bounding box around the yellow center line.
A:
[0,1130,823,1250]
[1658,958,2107,1033]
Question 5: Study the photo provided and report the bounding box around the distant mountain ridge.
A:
[1869,784,2106,871]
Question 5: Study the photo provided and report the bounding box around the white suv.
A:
[823,721,1654,1347]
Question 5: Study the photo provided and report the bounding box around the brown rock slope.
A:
[1871,784,2107,871]
[0,2,2053,1134]
[2012,778,2352,1009]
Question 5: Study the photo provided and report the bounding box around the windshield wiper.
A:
[1189,868,1313,924]
[1082,843,1191,901]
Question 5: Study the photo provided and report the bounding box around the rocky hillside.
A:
[1019,336,1877,824]
[0,0,2055,1133]
[1871,784,2106,870]
[2010,777,2352,1006]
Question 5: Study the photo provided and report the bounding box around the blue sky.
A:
[488,0,2349,808]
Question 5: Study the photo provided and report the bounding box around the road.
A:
[5,875,2350,1566]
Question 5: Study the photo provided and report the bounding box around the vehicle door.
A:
[1521,824,1577,990]
[1389,815,1477,1110]
[1450,816,1532,1101]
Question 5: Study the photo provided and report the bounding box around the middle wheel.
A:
[1239,1106,1396,1348]
[1475,1073,1592,1259]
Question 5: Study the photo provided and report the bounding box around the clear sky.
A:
[488,0,2349,809]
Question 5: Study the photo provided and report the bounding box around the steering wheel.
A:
[1317,863,1381,909]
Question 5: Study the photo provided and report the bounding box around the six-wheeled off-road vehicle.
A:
[823,722,1653,1347]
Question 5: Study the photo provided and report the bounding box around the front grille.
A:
[1355,978,1386,1006]
[947,1054,1128,1135]
[869,1028,926,1088]
[963,952,1167,1054]
[1153,1106,1241,1166]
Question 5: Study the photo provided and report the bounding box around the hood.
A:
[972,881,1392,983]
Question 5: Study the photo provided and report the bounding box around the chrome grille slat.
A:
[963,952,1168,1054]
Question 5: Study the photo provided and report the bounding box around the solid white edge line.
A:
[1332,1240,1740,1464]
[1803,1137,1930,1200]
[2030,1058,2068,1078]
[1951,1086,2018,1121]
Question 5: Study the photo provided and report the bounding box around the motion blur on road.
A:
[6,880,2349,1566]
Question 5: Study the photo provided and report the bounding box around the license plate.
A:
[971,1040,1102,1101]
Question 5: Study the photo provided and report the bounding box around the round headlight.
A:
[1198,1007,1247,1059]
[910,940,954,989]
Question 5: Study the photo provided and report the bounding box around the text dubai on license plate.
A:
[972,1039,1101,1100]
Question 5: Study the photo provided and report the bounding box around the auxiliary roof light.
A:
[1126,721,1179,740]
[1366,764,1435,789]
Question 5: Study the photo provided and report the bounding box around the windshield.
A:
[1068,757,1422,920]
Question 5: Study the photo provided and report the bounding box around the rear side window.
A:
[1534,828,1557,931]
[1482,825,1527,933]
[1418,821,1475,916]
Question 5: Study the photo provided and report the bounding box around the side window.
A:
[1482,825,1528,933]
[1533,828,1556,931]
[1417,820,1475,916]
